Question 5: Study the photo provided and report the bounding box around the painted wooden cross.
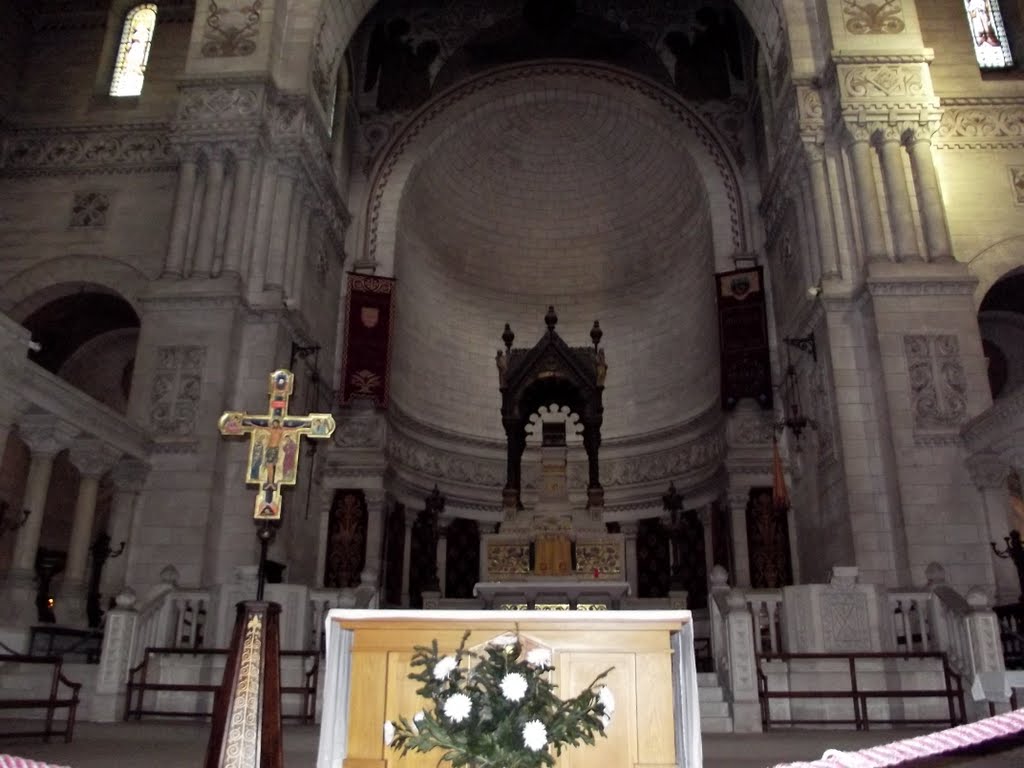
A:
[218,369,336,521]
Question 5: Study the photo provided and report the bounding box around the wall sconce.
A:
[0,500,30,537]
[776,333,819,443]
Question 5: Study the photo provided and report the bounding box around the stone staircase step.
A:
[700,715,733,733]
[698,685,725,702]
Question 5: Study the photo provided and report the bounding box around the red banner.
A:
[340,273,395,408]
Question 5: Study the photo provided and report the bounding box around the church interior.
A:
[1,0,1024,764]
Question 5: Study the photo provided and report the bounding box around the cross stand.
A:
[207,368,337,768]
[255,520,279,602]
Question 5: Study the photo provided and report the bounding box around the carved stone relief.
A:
[841,65,925,99]
[841,0,906,35]
[69,191,110,228]
[202,1,262,58]
[903,335,967,431]
[936,102,1024,149]
[1011,167,1024,204]
[1,128,175,175]
[150,346,206,437]
[821,589,872,651]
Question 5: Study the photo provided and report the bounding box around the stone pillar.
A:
[436,524,448,598]
[4,416,77,625]
[221,149,255,277]
[101,458,150,601]
[845,128,888,262]
[265,165,296,289]
[621,522,639,598]
[192,146,226,277]
[360,489,385,588]
[728,491,751,587]
[725,589,762,732]
[92,588,140,721]
[163,147,199,277]
[286,205,313,308]
[60,440,121,627]
[804,141,840,278]
[401,509,414,607]
[873,127,918,261]
[247,157,278,293]
[904,130,952,262]
[964,587,1008,717]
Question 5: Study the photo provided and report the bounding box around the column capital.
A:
[869,123,903,145]
[363,488,386,508]
[618,522,639,538]
[17,414,78,457]
[110,457,151,492]
[68,439,122,478]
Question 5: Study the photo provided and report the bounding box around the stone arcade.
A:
[0,0,1023,745]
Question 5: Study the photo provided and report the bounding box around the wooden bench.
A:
[124,647,318,723]
[0,654,81,743]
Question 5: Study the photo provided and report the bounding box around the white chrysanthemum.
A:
[433,655,458,680]
[382,720,395,745]
[443,693,473,722]
[526,648,551,668]
[411,710,424,734]
[500,672,528,702]
[598,685,616,715]
[522,719,548,751]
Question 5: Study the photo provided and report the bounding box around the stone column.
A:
[4,417,77,625]
[803,141,840,278]
[60,440,121,627]
[845,127,888,262]
[904,130,952,262]
[192,146,226,277]
[872,127,918,261]
[286,204,313,308]
[221,148,256,277]
[436,524,448,598]
[163,147,199,277]
[360,489,386,588]
[621,522,639,598]
[100,458,150,600]
[401,509,415,607]
[247,157,279,293]
[728,491,751,587]
[265,164,297,290]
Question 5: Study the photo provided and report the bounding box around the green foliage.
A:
[386,630,612,768]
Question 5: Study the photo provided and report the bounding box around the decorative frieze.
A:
[177,84,264,125]
[841,0,906,35]
[903,335,967,432]
[202,0,262,58]
[935,100,1024,149]
[150,345,206,438]
[1,126,175,176]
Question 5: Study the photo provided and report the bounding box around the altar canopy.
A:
[317,609,702,768]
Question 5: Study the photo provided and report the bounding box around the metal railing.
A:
[756,651,965,731]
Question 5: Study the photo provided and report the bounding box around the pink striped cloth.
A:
[773,708,1024,767]
[0,757,71,768]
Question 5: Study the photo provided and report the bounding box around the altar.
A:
[316,609,702,768]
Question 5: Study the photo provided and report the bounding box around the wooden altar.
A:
[316,609,702,768]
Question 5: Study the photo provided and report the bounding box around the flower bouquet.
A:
[384,630,614,768]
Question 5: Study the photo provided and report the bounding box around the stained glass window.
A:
[109,4,158,97]
[963,0,1014,69]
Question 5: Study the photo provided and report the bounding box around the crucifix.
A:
[218,369,336,598]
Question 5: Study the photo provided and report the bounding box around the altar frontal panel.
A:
[333,614,684,768]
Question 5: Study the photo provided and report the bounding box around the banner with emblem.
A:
[715,266,773,411]
[341,273,395,408]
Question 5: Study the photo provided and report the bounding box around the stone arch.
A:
[316,0,791,86]
[0,255,148,320]
[362,60,749,275]
[965,235,1024,305]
